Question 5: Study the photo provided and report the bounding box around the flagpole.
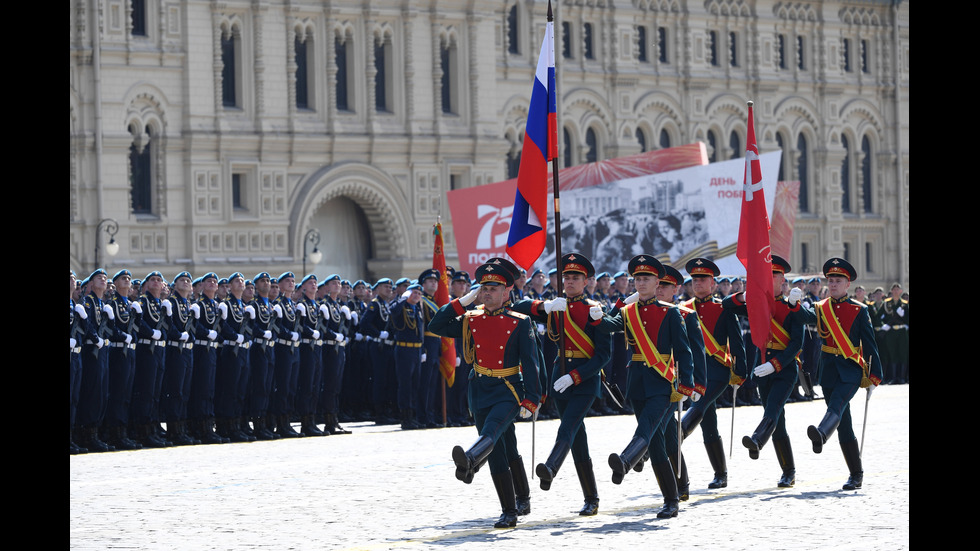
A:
[547,1,568,377]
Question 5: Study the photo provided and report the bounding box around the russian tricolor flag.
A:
[506,15,556,271]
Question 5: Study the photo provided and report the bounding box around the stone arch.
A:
[634,91,684,146]
[291,162,413,270]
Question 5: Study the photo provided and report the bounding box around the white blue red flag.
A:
[736,101,774,351]
[506,15,556,271]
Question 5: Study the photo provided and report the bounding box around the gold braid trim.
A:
[546,312,561,343]
[462,314,476,365]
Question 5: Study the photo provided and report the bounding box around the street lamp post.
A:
[95,218,120,271]
[303,228,322,276]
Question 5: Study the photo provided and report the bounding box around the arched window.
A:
[221,28,241,108]
[861,135,873,213]
[659,129,671,149]
[775,133,786,181]
[507,5,519,54]
[585,128,598,164]
[841,134,851,213]
[797,133,809,212]
[635,128,647,153]
[294,30,314,110]
[129,123,153,214]
[440,36,459,115]
[374,33,393,113]
[335,31,353,112]
[729,130,741,159]
[562,127,573,168]
[707,130,717,163]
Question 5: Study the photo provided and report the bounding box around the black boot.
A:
[575,459,600,516]
[807,410,841,454]
[452,435,494,484]
[841,439,864,490]
[139,423,168,448]
[276,415,303,438]
[252,417,277,441]
[742,416,776,460]
[608,436,648,485]
[491,470,518,528]
[674,455,690,501]
[652,461,680,518]
[400,409,421,431]
[705,438,728,489]
[509,457,531,516]
[84,426,113,452]
[633,450,649,473]
[681,407,704,439]
[773,438,796,487]
[70,428,89,455]
[535,441,570,491]
[114,426,144,450]
[199,418,226,444]
[328,413,352,434]
[301,414,325,437]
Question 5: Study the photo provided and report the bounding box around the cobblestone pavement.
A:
[71,385,909,550]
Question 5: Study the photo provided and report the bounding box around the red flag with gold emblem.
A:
[736,101,774,351]
[433,223,456,386]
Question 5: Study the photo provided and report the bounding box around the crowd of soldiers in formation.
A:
[69,264,908,455]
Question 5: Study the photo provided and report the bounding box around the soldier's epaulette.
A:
[504,310,529,320]
[464,308,485,318]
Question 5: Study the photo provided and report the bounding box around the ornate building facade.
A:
[70,0,909,288]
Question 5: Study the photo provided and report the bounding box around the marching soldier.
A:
[807,258,883,490]
[430,263,541,528]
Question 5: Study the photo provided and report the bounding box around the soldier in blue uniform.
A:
[806,258,883,490]
[429,263,541,529]
[513,253,609,516]
[188,272,225,444]
[361,278,396,424]
[103,270,142,450]
[161,271,197,446]
[270,272,303,438]
[417,269,444,428]
[599,255,698,519]
[294,274,324,437]
[215,272,253,442]
[318,274,352,435]
[77,269,115,452]
[677,258,747,489]
[247,272,278,440]
[70,270,89,454]
[724,256,810,487]
[390,282,426,430]
[446,271,472,427]
[131,271,170,448]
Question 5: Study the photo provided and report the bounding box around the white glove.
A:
[459,288,480,306]
[152,329,163,340]
[96,337,104,349]
[754,362,775,377]
[162,301,173,315]
[553,374,574,393]
[536,323,546,335]
[787,287,803,306]
[245,305,256,319]
[70,338,77,348]
[124,333,132,344]
[341,305,352,320]
[207,330,218,341]
[624,292,640,305]
[189,303,201,319]
[334,332,345,343]
[273,304,283,317]
[455,356,461,367]
[544,298,567,314]
[351,312,359,324]
[881,324,891,331]
[319,304,330,317]
[312,330,321,340]
[103,304,115,320]
[691,391,702,403]
[400,290,412,300]
[235,333,244,344]
[589,305,603,320]
[296,303,307,315]
[896,306,905,317]
[519,407,532,419]
[75,304,88,319]
[355,332,364,341]
[263,330,273,340]
[131,302,142,314]
[868,384,877,398]
[290,331,299,341]
[179,331,189,342]
[217,302,229,319]
[379,331,389,340]
[421,353,427,363]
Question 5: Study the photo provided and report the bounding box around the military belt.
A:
[395,341,422,348]
[194,340,219,348]
[473,364,521,377]
[252,337,272,346]
[890,324,908,330]
[223,340,252,349]
[561,350,591,359]
[168,341,194,349]
[276,338,299,347]
[767,342,787,350]
[110,342,137,350]
[631,352,668,363]
[71,346,82,354]
[301,338,323,346]
[325,339,347,347]
[138,338,165,347]
[821,344,850,356]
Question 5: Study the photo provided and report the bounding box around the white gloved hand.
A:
[400,290,412,300]
[868,384,877,398]
[787,287,803,306]
[180,331,189,342]
[421,353,427,363]
[589,305,603,320]
[754,362,775,377]
[290,331,299,342]
[130,302,142,314]
[319,304,330,317]
[536,323,546,335]
[245,305,256,319]
[553,374,574,393]
[456,356,461,367]
[311,330,321,340]
[296,303,307,315]
[355,332,364,341]
[334,332,345,343]
[217,302,229,319]
[881,324,891,331]
[70,338,77,348]
[273,304,283,318]
[544,297,567,314]
[341,305,352,320]
[102,304,115,320]
[379,331,389,340]
[351,312,359,324]
[75,304,88,319]
[96,337,105,349]
[208,330,218,341]
[235,334,244,344]
[896,306,905,317]
[162,301,173,315]
[459,288,480,307]
[624,292,640,305]
[189,303,201,319]
[519,407,532,420]
[263,330,272,340]
[152,329,162,340]
[124,333,132,344]
[691,391,702,403]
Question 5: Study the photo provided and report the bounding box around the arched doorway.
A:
[309,196,373,281]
